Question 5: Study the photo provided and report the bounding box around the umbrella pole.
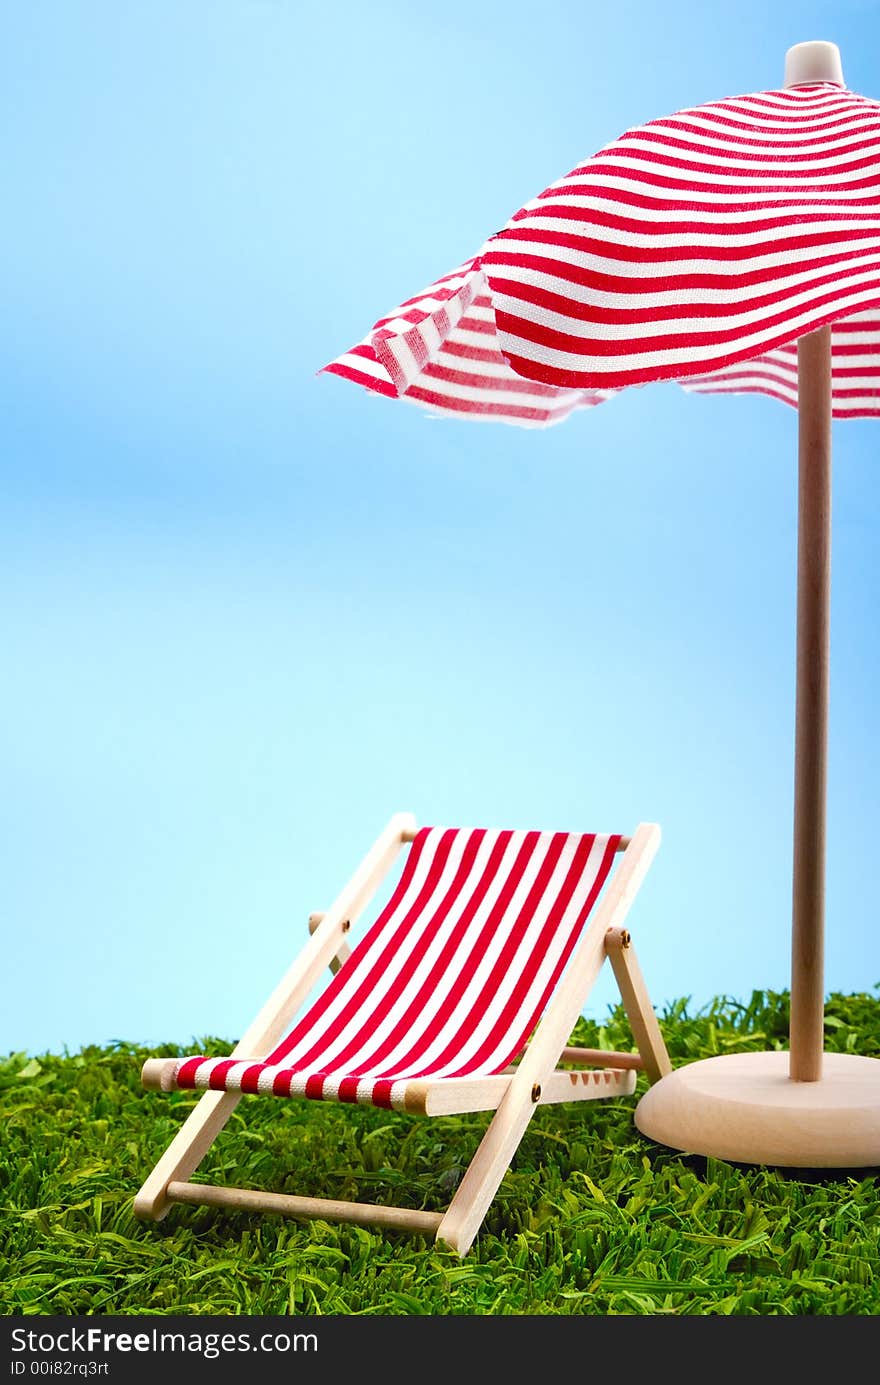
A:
[636,313,878,1163]
[789,325,832,1082]
[627,41,878,1165]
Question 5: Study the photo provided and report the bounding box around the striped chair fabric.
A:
[160,826,621,1110]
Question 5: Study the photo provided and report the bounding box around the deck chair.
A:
[135,812,671,1255]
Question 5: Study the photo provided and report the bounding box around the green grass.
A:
[2,990,879,1316]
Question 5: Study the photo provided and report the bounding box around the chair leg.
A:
[434,1076,544,1256]
[604,927,672,1082]
[133,1090,243,1220]
[437,827,664,1255]
[134,814,415,1221]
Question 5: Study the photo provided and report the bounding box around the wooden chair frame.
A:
[134,813,671,1255]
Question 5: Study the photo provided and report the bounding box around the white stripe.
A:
[343,830,533,1077]
[193,1059,252,1092]
[685,375,799,402]
[423,835,610,1079]
[332,352,393,386]
[403,394,575,429]
[369,834,599,1081]
[308,829,526,1076]
[404,374,577,410]
[389,1080,410,1110]
[603,116,880,153]
[687,376,880,413]
[589,124,880,161]
[487,244,880,302]
[518,175,880,210]
[280,827,472,1068]
[431,353,539,382]
[505,203,880,233]
[192,1058,218,1089]
[487,282,880,368]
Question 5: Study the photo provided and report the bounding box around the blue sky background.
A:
[3,0,879,1058]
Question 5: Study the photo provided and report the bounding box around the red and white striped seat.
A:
[155,825,622,1110]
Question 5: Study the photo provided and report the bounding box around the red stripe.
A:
[831,340,880,353]
[707,91,858,119]
[439,339,512,366]
[323,831,517,1077]
[500,211,880,252]
[268,828,437,1066]
[402,324,431,370]
[407,832,570,1078]
[483,259,880,332]
[528,159,880,198]
[452,313,496,337]
[373,279,475,328]
[688,382,798,408]
[832,317,880,333]
[616,110,874,142]
[615,122,880,156]
[422,361,564,397]
[321,361,396,397]
[371,1080,394,1109]
[489,276,880,346]
[176,1057,204,1088]
[831,384,880,397]
[599,139,880,177]
[391,832,596,1080]
[239,1064,264,1095]
[521,187,880,219]
[689,364,797,390]
[208,1059,237,1091]
[492,286,880,380]
[270,828,460,1070]
[485,233,880,279]
[272,1069,294,1097]
[631,95,862,127]
[337,830,521,1077]
[446,835,620,1077]
[487,265,880,339]
[404,384,561,421]
[391,260,480,303]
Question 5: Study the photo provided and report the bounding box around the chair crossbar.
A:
[166,1181,444,1235]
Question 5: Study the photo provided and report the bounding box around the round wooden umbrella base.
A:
[634,1051,880,1167]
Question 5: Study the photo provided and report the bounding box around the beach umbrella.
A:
[320,40,880,1166]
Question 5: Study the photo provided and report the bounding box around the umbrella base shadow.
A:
[634,1050,880,1167]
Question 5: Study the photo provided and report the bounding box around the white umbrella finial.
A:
[784,40,844,87]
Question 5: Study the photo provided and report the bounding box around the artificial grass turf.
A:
[2,990,879,1316]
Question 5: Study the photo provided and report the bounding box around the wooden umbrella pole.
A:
[636,308,878,1159]
[790,324,832,1083]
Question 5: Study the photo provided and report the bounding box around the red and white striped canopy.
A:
[161,826,620,1110]
[323,81,880,425]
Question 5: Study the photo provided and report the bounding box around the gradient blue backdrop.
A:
[3,0,878,1057]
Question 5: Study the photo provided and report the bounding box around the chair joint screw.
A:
[531,1083,541,1103]
[605,926,631,950]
